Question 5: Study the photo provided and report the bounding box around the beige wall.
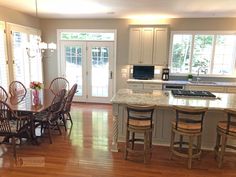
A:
[40,17,236,90]
[39,19,130,88]
[0,6,40,28]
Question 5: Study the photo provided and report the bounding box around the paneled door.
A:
[61,41,114,103]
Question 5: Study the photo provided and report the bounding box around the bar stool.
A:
[124,104,155,163]
[214,109,236,168]
[169,106,208,169]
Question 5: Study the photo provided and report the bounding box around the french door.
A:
[61,41,114,103]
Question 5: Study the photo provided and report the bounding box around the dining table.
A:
[6,89,56,144]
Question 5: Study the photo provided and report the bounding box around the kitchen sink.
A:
[189,81,217,85]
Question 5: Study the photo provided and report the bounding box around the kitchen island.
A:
[110,89,236,152]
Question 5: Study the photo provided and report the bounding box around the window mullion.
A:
[210,35,217,75]
[189,34,195,74]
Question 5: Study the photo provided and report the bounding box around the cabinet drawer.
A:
[144,84,162,90]
[226,87,236,93]
[128,83,143,90]
[187,85,225,92]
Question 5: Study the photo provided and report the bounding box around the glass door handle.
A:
[110,71,113,79]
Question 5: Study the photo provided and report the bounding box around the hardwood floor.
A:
[0,103,235,177]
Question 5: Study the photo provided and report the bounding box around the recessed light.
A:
[107,12,115,15]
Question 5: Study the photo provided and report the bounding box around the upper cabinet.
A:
[129,28,154,65]
[153,28,168,66]
[128,26,168,66]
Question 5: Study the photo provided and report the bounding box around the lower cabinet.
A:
[143,83,162,90]
[127,83,143,90]
[186,85,226,93]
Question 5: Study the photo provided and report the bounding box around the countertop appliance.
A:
[171,89,216,98]
[133,65,154,80]
[162,68,169,81]
[162,83,185,90]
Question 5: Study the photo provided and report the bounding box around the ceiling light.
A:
[27,0,56,58]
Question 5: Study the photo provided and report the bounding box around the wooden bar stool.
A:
[169,106,208,169]
[124,104,155,163]
[214,109,236,168]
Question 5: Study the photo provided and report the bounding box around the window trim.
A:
[169,31,236,78]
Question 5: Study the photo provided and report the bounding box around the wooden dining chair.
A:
[0,86,8,102]
[170,106,208,169]
[214,109,236,168]
[49,77,69,95]
[60,83,78,130]
[9,81,27,97]
[124,104,155,163]
[0,100,31,159]
[34,89,66,144]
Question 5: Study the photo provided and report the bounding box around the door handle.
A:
[110,71,113,79]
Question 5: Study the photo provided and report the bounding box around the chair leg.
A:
[149,131,152,159]
[124,130,130,160]
[144,132,147,163]
[67,112,73,125]
[214,132,221,160]
[12,136,16,160]
[218,135,227,168]
[56,122,62,135]
[131,132,135,150]
[169,128,175,160]
[47,124,52,144]
[179,135,183,149]
[197,135,202,160]
[188,136,193,169]
[62,114,67,131]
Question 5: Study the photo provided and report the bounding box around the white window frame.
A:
[5,22,43,85]
[169,31,236,78]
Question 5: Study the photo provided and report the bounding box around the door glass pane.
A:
[65,46,83,96]
[12,31,30,86]
[0,25,9,89]
[91,47,109,97]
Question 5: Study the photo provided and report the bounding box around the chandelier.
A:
[27,0,56,58]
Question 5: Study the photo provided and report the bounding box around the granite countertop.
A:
[127,79,236,87]
[111,89,236,110]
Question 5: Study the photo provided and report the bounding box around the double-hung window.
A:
[7,23,43,87]
[0,21,9,89]
[170,32,236,76]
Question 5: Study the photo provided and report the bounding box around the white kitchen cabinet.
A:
[143,83,162,90]
[128,28,154,65]
[225,87,236,93]
[186,85,226,92]
[127,83,143,90]
[153,27,168,66]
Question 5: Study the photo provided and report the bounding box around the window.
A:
[170,32,236,76]
[60,32,114,41]
[8,23,43,87]
[0,21,9,89]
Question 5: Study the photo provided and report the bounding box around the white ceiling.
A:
[0,0,236,19]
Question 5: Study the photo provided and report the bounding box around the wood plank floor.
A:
[0,103,235,177]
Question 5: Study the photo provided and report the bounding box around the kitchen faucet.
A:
[196,66,207,82]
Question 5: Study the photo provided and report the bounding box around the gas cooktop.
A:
[171,89,216,98]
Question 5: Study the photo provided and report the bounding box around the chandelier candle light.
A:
[26,0,56,58]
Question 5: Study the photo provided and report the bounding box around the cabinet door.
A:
[226,87,236,93]
[127,83,143,90]
[153,28,168,66]
[129,28,142,64]
[187,85,225,92]
[140,28,154,65]
[143,83,162,90]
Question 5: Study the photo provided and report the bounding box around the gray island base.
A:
[111,89,236,152]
